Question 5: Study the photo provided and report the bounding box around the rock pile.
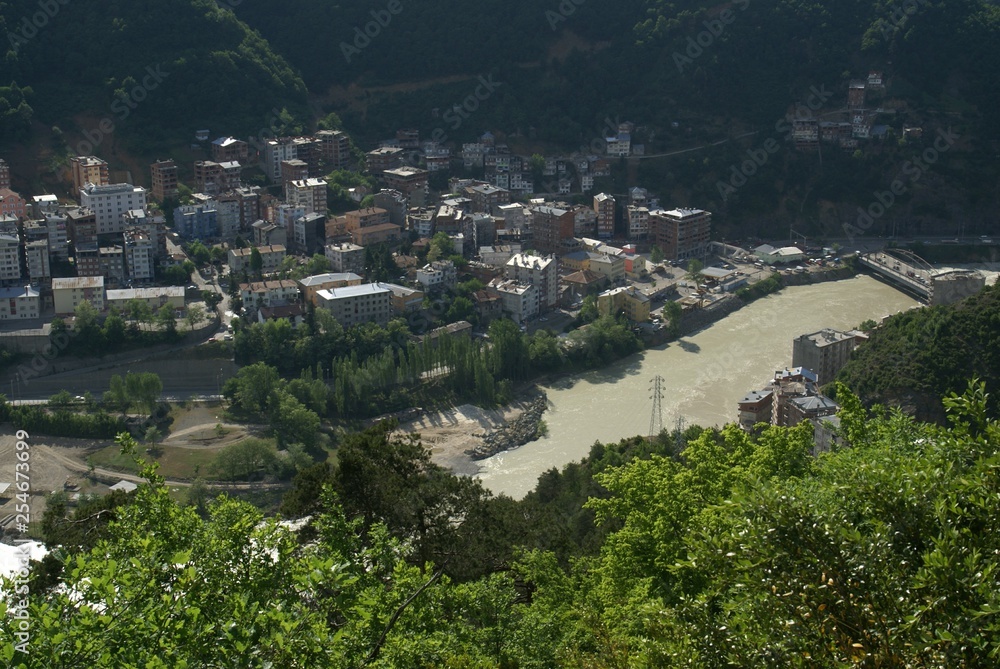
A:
[466,393,548,460]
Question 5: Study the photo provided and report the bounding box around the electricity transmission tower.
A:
[649,375,664,439]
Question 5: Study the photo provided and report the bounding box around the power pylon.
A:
[649,375,664,439]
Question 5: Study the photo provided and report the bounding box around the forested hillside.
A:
[0,0,308,149]
[5,383,1000,666]
[836,281,1000,423]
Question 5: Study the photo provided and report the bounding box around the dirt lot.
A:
[395,397,540,476]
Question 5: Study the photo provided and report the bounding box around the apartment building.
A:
[79,183,147,236]
[150,159,179,201]
[791,328,858,386]
[228,245,286,274]
[52,276,105,314]
[325,242,365,275]
[298,272,363,306]
[25,238,50,283]
[597,285,650,322]
[0,233,21,283]
[315,282,393,328]
[287,178,328,215]
[0,286,40,320]
[239,280,301,313]
[594,192,615,239]
[650,208,711,261]
[505,252,558,310]
[70,156,109,193]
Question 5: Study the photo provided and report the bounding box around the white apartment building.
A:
[79,183,147,236]
[124,230,155,281]
[316,282,393,328]
[0,286,40,320]
[415,260,457,292]
[505,252,558,309]
[25,238,50,282]
[627,205,650,239]
[489,279,537,324]
[325,242,366,275]
[287,178,328,215]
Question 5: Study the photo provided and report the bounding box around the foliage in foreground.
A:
[3,382,1000,666]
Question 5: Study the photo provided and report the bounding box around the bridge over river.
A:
[857,250,984,305]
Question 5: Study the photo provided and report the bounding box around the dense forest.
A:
[3,1,1000,237]
[6,381,1000,666]
[835,281,1000,424]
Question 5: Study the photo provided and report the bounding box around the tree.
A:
[126,299,153,330]
[268,391,321,449]
[249,246,263,277]
[125,371,163,416]
[686,258,704,280]
[201,290,223,310]
[223,362,283,415]
[650,245,664,264]
[156,304,177,334]
[185,304,206,331]
[211,437,281,480]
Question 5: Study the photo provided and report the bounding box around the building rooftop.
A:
[298,273,362,287]
[317,282,393,300]
[52,276,104,290]
[0,286,39,299]
[106,287,185,301]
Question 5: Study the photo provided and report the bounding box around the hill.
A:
[0,0,308,182]
[835,281,1000,423]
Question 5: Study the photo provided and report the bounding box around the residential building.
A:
[471,289,503,324]
[383,166,428,202]
[281,159,310,194]
[150,159,178,201]
[793,119,820,151]
[123,229,155,281]
[66,207,97,247]
[298,272,363,307]
[479,244,521,268]
[489,279,537,324]
[121,209,167,259]
[287,178,328,215]
[408,207,435,238]
[70,156,109,193]
[351,223,401,247]
[848,80,866,110]
[315,130,352,170]
[174,203,218,240]
[99,245,126,283]
[32,194,60,217]
[25,239,50,283]
[0,188,26,220]
[228,245,286,274]
[258,304,306,327]
[211,136,249,163]
[594,193,615,239]
[416,260,457,293]
[232,186,261,230]
[0,286,40,320]
[315,282,393,328]
[605,131,631,156]
[252,220,287,248]
[383,283,424,314]
[571,204,597,237]
[423,142,451,172]
[239,280,300,313]
[0,233,21,283]
[737,388,774,432]
[325,242,365,275]
[292,212,326,256]
[367,147,405,174]
[498,203,527,231]
[791,328,858,386]
[105,287,185,312]
[505,252,558,310]
[597,285,651,322]
[373,190,408,227]
[0,158,8,190]
[193,160,241,195]
[74,243,101,278]
[274,204,307,240]
[44,212,70,260]
[650,208,711,261]
[530,205,574,255]
[344,207,390,231]
[259,136,321,181]
[626,205,650,239]
[590,254,626,284]
[786,394,840,427]
[467,183,510,214]
[52,276,105,314]
[79,183,147,236]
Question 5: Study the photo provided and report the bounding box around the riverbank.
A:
[414,265,861,480]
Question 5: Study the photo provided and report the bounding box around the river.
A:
[476,275,919,499]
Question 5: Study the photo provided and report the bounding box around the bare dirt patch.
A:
[395,393,544,476]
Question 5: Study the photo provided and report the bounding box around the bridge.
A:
[858,249,986,305]
[857,249,933,300]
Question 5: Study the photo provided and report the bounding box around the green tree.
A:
[249,246,263,277]
[650,245,663,264]
[185,304,206,331]
[686,258,704,280]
